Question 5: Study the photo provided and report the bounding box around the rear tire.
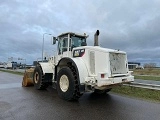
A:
[33,66,48,90]
[57,67,81,101]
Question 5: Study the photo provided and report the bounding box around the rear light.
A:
[73,49,85,57]
[101,74,105,78]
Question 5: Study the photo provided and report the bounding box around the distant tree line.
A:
[143,63,157,68]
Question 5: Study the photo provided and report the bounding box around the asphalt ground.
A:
[0,71,160,120]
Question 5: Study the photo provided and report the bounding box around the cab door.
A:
[58,37,68,55]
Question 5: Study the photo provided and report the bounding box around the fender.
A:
[57,57,89,84]
[71,57,89,84]
[57,57,88,93]
[39,62,54,74]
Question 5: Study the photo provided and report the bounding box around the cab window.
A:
[70,36,86,49]
[58,37,68,54]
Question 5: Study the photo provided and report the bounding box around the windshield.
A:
[70,36,86,48]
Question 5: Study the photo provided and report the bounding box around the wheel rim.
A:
[59,75,69,92]
[34,72,39,84]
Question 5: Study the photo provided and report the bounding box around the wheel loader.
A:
[22,30,134,101]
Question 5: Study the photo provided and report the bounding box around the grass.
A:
[118,68,160,102]
[133,68,160,76]
[0,69,24,75]
[134,75,160,81]
[112,86,160,102]
[133,68,160,81]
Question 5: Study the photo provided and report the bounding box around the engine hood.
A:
[73,46,126,54]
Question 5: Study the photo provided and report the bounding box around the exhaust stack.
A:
[94,30,100,46]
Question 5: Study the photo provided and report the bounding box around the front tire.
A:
[33,66,48,90]
[57,67,81,101]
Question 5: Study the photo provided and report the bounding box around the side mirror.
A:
[52,37,57,44]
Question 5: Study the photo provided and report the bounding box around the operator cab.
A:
[57,32,87,55]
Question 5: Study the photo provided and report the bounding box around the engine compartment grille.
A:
[109,52,128,76]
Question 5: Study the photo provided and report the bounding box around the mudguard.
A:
[71,57,88,84]
[39,62,54,74]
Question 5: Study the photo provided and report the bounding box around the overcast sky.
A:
[0,0,160,66]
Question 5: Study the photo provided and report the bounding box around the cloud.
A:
[0,0,160,66]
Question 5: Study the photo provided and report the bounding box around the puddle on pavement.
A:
[0,83,21,89]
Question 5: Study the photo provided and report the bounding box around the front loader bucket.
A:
[22,68,34,87]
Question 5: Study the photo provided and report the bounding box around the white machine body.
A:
[39,31,134,91]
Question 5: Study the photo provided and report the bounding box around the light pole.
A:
[18,58,26,70]
[42,33,52,62]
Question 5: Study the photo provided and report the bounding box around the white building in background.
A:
[128,62,141,70]
[0,62,4,68]
[4,62,12,69]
